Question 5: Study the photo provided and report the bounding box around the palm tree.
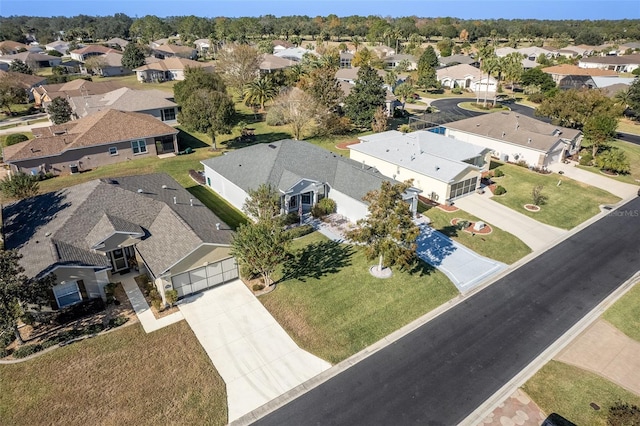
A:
[614,88,631,109]
[501,52,525,95]
[384,69,398,89]
[243,75,279,111]
[394,82,415,110]
[352,35,361,52]
[478,44,497,107]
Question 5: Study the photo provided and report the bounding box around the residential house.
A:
[201,140,421,223]
[0,70,47,101]
[370,45,395,58]
[31,79,125,108]
[443,111,582,168]
[620,42,640,52]
[272,40,294,54]
[152,43,197,60]
[104,37,129,50]
[44,40,73,56]
[439,54,479,67]
[2,173,236,307]
[194,38,211,56]
[274,47,314,62]
[0,51,62,70]
[339,52,353,68]
[542,64,618,89]
[578,54,640,73]
[436,63,498,93]
[384,54,418,71]
[350,131,490,204]
[69,45,118,62]
[496,46,558,61]
[81,51,130,77]
[68,87,178,123]
[133,57,214,82]
[0,40,30,55]
[260,54,296,73]
[2,109,179,175]
[593,44,621,56]
[562,45,596,57]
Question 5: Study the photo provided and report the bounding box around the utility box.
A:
[473,221,485,231]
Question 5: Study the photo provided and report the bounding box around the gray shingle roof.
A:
[2,173,232,279]
[201,140,405,202]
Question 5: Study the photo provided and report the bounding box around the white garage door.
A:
[171,257,238,298]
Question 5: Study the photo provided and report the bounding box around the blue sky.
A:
[1,0,638,20]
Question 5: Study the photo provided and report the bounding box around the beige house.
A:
[3,109,179,175]
[436,63,497,92]
[133,57,214,82]
[31,79,125,108]
[69,44,118,62]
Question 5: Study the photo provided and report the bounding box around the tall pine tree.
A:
[344,65,386,129]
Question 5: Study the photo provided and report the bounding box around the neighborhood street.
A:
[253,196,640,426]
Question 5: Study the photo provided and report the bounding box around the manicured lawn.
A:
[617,117,640,136]
[419,202,531,264]
[98,73,178,93]
[577,140,640,185]
[259,232,458,364]
[0,322,228,425]
[523,360,640,426]
[0,131,34,146]
[490,163,620,229]
[603,280,640,342]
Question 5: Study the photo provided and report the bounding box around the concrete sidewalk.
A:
[453,191,567,251]
[548,161,639,200]
[178,280,331,422]
[555,319,640,396]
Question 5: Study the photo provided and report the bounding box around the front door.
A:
[111,248,128,272]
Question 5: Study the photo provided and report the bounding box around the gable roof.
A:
[352,130,489,183]
[3,109,178,162]
[0,40,29,53]
[31,79,125,101]
[69,87,176,117]
[2,173,233,279]
[0,70,47,89]
[0,51,60,64]
[104,37,129,48]
[437,63,483,81]
[542,64,617,77]
[133,57,212,72]
[154,44,196,55]
[579,54,640,65]
[443,111,582,152]
[260,54,296,71]
[439,54,477,66]
[70,45,117,55]
[201,140,409,202]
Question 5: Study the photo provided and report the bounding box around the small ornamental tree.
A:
[346,180,420,272]
[0,172,39,199]
[242,184,281,222]
[531,185,548,206]
[121,43,146,70]
[8,59,32,75]
[47,96,72,124]
[371,106,388,133]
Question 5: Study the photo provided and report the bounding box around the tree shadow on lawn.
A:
[177,128,209,149]
[406,257,438,277]
[437,224,460,238]
[280,240,354,283]
[222,132,292,149]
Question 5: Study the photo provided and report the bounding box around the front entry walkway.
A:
[453,191,567,251]
[178,279,331,422]
[416,224,506,293]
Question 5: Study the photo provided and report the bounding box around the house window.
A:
[289,197,297,209]
[108,146,118,156]
[54,281,82,308]
[302,192,312,205]
[162,108,176,121]
[131,139,147,154]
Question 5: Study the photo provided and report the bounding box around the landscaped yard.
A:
[259,232,458,364]
[577,140,640,186]
[0,322,228,426]
[419,202,531,264]
[523,360,640,426]
[603,280,640,342]
[490,162,621,229]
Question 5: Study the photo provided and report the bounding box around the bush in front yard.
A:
[5,133,29,146]
[13,343,44,358]
[108,316,129,328]
[493,168,504,177]
[579,151,593,166]
[284,224,314,239]
[165,290,178,307]
[311,198,336,218]
[493,185,507,196]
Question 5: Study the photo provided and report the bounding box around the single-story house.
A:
[0,70,47,101]
[350,130,491,204]
[68,87,178,123]
[152,43,197,60]
[201,139,421,223]
[560,45,596,57]
[31,79,125,108]
[2,109,179,175]
[339,52,353,69]
[2,173,235,308]
[272,40,294,53]
[370,45,395,58]
[436,63,497,92]
[104,37,129,50]
[44,40,74,56]
[133,57,214,82]
[384,54,417,71]
[439,54,479,67]
[578,54,640,73]
[541,64,618,88]
[69,45,119,62]
[81,51,130,77]
[273,47,314,62]
[0,40,30,55]
[194,38,211,55]
[260,54,296,73]
[0,51,62,69]
[442,111,582,168]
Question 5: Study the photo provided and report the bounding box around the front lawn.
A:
[603,280,640,342]
[523,360,640,426]
[490,162,620,229]
[259,232,458,364]
[577,140,640,185]
[419,202,531,264]
[0,322,228,425]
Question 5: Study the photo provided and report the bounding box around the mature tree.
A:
[501,52,525,93]
[520,67,556,93]
[242,184,281,222]
[417,45,439,90]
[273,87,316,140]
[8,59,32,75]
[305,66,343,111]
[83,56,107,75]
[0,74,27,115]
[0,250,55,343]
[436,38,454,57]
[574,29,603,46]
[478,45,498,106]
[346,180,420,272]
[243,74,278,111]
[178,88,234,150]
[129,15,171,43]
[626,78,640,117]
[384,69,398,88]
[0,172,39,199]
[344,65,386,128]
[352,46,373,67]
[121,43,146,70]
[47,96,73,124]
[215,44,262,92]
[394,82,415,110]
[371,106,388,133]
[583,114,619,158]
[174,66,227,104]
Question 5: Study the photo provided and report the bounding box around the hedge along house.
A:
[349,131,491,205]
[201,140,421,223]
[442,111,582,168]
[2,109,179,176]
[1,173,236,308]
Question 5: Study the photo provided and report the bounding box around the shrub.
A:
[493,168,504,177]
[451,87,463,95]
[40,340,59,349]
[579,151,593,166]
[165,289,178,307]
[0,330,15,349]
[55,299,105,325]
[86,323,105,334]
[108,316,129,328]
[527,92,545,103]
[494,185,507,195]
[252,283,265,292]
[596,148,630,174]
[398,124,412,133]
[13,343,44,358]
[0,348,8,358]
[532,185,548,206]
[151,297,163,311]
[632,68,640,76]
[5,133,29,146]
[282,212,300,226]
[265,107,286,126]
[456,220,470,230]
[284,224,314,239]
[311,198,336,218]
[608,402,640,425]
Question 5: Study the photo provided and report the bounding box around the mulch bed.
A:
[437,204,460,212]
[451,218,493,235]
[524,204,541,212]
[335,140,360,150]
[418,195,459,212]
[241,276,276,296]
[133,275,179,319]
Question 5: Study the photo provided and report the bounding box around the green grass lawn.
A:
[577,140,640,186]
[490,163,620,229]
[98,73,178,93]
[523,361,640,426]
[617,117,640,136]
[419,202,531,264]
[0,322,228,426]
[259,232,458,364]
[0,131,34,146]
[603,280,640,342]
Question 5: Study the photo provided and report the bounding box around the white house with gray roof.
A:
[349,131,491,204]
[2,173,236,308]
[443,111,582,168]
[201,140,420,222]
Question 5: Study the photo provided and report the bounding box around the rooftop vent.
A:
[215,223,220,231]
[162,184,168,189]
[189,198,193,207]
[173,196,177,204]
[502,132,506,138]
[137,188,143,193]
[527,138,532,144]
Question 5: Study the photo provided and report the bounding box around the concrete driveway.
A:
[179,280,331,422]
[453,191,567,251]
[415,224,506,293]
[548,161,639,200]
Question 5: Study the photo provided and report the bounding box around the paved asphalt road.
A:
[255,196,640,426]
